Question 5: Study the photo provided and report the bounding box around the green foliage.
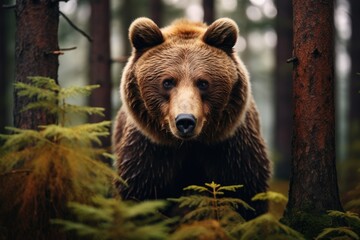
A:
[231,213,305,240]
[0,77,119,238]
[170,220,231,240]
[15,76,104,125]
[170,184,305,240]
[316,227,359,240]
[314,211,360,240]
[252,191,288,205]
[170,181,251,224]
[53,196,172,240]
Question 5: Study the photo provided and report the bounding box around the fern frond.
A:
[183,185,211,194]
[181,206,215,222]
[50,220,100,237]
[53,196,171,240]
[218,198,255,211]
[67,201,114,222]
[123,200,168,219]
[327,210,360,222]
[218,184,244,192]
[315,227,359,240]
[231,213,305,240]
[252,191,288,204]
[169,195,213,209]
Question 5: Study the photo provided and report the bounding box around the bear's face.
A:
[121,18,250,145]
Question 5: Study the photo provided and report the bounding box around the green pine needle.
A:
[315,227,359,240]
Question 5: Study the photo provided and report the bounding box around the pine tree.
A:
[0,77,119,240]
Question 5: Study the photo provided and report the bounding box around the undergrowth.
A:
[168,182,303,240]
[0,77,119,240]
[1,76,358,240]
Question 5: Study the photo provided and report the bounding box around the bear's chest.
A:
[170,142,239,187]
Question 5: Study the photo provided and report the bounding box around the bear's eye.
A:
[196,79,209,91]
[162,78,175,90]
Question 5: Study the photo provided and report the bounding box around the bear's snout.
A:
[175,114,196,138]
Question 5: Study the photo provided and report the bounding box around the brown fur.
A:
[113,18,271,219]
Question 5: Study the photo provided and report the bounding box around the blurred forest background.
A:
[0,0,359,190]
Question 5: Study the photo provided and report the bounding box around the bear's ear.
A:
[129,17,164,51]
[203,18,239,52]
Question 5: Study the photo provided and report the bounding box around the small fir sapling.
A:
[0,76,119,239]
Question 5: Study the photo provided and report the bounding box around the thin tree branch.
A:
[0,169,32,177]
[45,46,77,55]
[286,56,298,63]
[2,4,16,9]
[59,11,93,42]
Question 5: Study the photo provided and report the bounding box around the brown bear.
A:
[113,17,271,220]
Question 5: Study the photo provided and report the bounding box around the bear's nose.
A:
[175,114,196,137]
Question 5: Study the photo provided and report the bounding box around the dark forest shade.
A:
[150,0,163,26]
[203,0,215,24]
[89,0,112,149]
[274,0,293,180]
[283,0,343,237]
[348,0,360,159]
[0,5,8,133]
[14,0,59,129]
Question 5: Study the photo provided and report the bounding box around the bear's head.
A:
[121,17,251,145]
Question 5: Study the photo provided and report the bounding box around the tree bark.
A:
[203,0,215,24]
[283,0,343,237]
[14,0,59,129]
[150,0,162,26]
[348,0,360,159]
[274,0,293,179]
[89,0,112,149]
[0,4,8,133]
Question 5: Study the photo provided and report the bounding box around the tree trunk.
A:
[150,0,162,26]
[348,0,360,159]
[14,0,59,129]
[274,0,293,180]
[283,0,343,237]
[89,0,112,149]
[203,0,215,24]
[0,4,8,133]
